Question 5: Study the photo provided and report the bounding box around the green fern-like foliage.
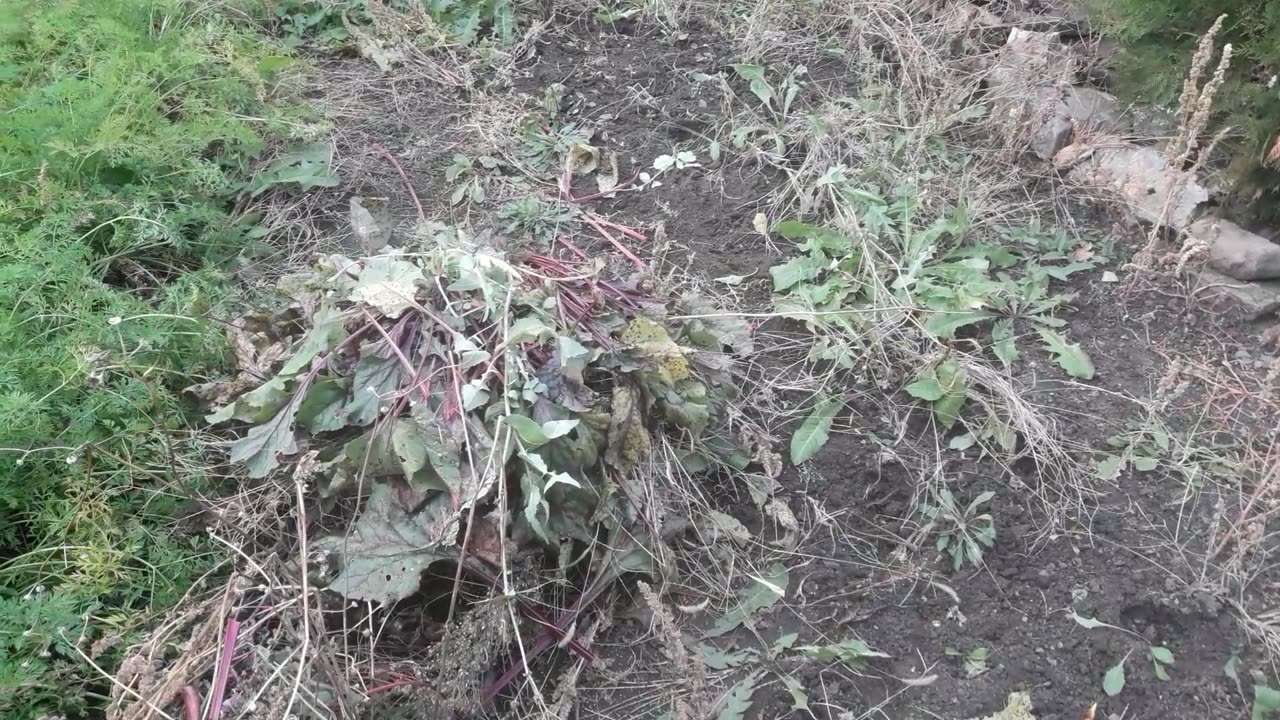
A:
[1088,0,1280,221]
[0,2,294,717]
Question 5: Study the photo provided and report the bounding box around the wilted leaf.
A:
[605,385,650,468]
[1037,327,1094,380]
[790,396,840,465]
[715,273,750,286]
[1103,658,1126,696]
[716,670,762,720]
[696,645,755,670]
[798,637,891,667]
[704,564,788,638]
[702,510,751,547]
[348,256,424,318]
[313,483,457,604]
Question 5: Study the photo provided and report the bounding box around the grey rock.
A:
[1064,86,1129,132]
[988,28,1073,90]
[1069,145,1209,229]
[1193,217,1280,281]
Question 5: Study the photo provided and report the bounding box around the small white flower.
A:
[15,458,23,466]
[1270,75,1278,89]
[66,455,77,465]
[107,316,122,326]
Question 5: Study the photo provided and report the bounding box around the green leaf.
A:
[790,397,840,464]
[704,564,788,638]
[347,348,403,426]
[229,394,303,478]
[206,375,291,424]
[1153,660,1170,681]
[798,637,891,667]
[949,433,976,450]
[348,256,425,318]
[280,306,348,376]
[492,0,515,44]
[905,376,945,401]
[1096,454,1125,480]
[1071,611,1113,631]
[781,676,809,712]
[770,255,824,292]
[991,318,1019,364]
[296,377,351,433]
[1103,658,1126,696]
[541,419,579,440]
[312,484,456,605]
[1133,455,1158,472]
[716,670,762,720]
[509,316,553,343]
[1255,685,1280,720]
[507,414,549,446]
[1150,646,1175,664]
[733,63,774,108]
[931,359,967,429]
[772,632,799,656]
[923,311,995,338]
[1036,327,1095,380]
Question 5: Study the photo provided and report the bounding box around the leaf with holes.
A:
[313,483,457,604]
[790,396,840,465]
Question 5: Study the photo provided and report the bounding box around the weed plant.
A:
[0,1,295,716]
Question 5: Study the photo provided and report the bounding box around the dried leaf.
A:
[702,510,751,547]
[604,385,650,468]
[350,197,390,254]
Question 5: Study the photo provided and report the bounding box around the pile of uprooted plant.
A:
[107,221,772,718]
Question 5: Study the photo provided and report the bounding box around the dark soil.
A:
[291,10,1280,720]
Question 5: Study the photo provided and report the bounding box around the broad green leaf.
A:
[772,632,799,656]
[312,484,456,604]
[992,318,1019,364]
[1254,685,1280,720]
[348,256,424,318]
[492,0,515,44]
[716,670,762,720]
[280,305,348,376]
[1133,455,1158,472]
[229,394,302,478]
[704,564,788,638]
[410,406,465,497]
[506,414,549,446]
[905,376,945,401]
[541,419,579,440]
[206,375,291,424]
[296,377,352,433]
[348,348,402,426]
[1103,658,1126,696]
[790,397,840,464]
[931,359,967,429]
[770,255,825,292]
[509,316,553,343]
[1153,660,1170,681]
[949,433,976,450]
[733,62,774,108]
[923,311,995,338]
[1036,327,1095,380]
[1150,646,1175,664]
